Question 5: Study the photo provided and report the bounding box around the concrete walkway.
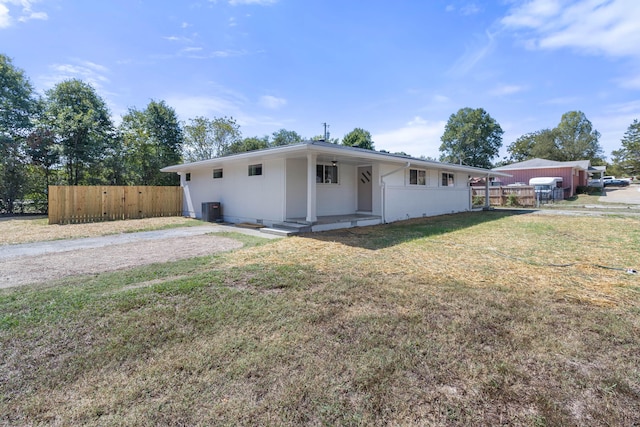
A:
[0,223,281,261]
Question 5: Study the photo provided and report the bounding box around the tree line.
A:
[0,54,376,213]
[2,53,639,214]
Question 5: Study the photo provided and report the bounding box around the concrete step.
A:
[261,221,313,236]
[260,227,297,237]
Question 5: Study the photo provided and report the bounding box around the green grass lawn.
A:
[1,212,639,426]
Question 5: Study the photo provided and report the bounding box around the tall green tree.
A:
[0,54,38,212]
[439,107,503,168]
[25,127,60,189]
[225,136,269,155]
[342,128,374,150]
[554,111,603,162]
[120,100,183,185]
[506,129,560,162]
[183,116,215,162]
[611,119,640,177]
[183,116,241,159]
[44,79,113,185]
[211,116,242,157]
[271,128,302,146]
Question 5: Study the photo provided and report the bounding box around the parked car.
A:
[604,178,630,187]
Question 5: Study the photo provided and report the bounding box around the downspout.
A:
[380,162,411,223]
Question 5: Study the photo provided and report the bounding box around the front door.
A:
[357,166,372,212]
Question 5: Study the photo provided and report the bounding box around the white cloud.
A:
[373,116,446,159]
[0,0,47,28]
[502,0,640,58]
[489,84,527,96]
[165,95,243,123]
[592,102,640,157]
[39,60,111,91]
[165,93,288,136]
[615,72,640,90]
[450,30,496,75]
[259,95,286,110]
[445,2,481,15]
[210,49,248,58]
[461,3,481,16]
[0,4,10,28]
[163,35,194,43]
[432,94,451,104]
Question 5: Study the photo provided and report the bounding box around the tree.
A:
[271,129,302,146]
[25,127,59,188]
[554,111,603,162]
[0,55,36,135]
[225,136,269,155]
[439,107,503,168]
[506,129,560,162]
[182,116,241,160]
[0,54,38,212]
[44,79,113,185]
[120,100,183,185]
[183,117,216,162]
[611,119,640,177]
[342,128,374,150]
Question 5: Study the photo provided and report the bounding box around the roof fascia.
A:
[162,142,510,177]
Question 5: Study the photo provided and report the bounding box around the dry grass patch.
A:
[0,216,202,245]
[1,211,640,426]
[225,212,639,307]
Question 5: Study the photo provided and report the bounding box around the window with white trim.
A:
[316,164,338,184]
[441,172,455,187]
[409,169,426,185]
[213,168,223,179]
[248,164,262,176]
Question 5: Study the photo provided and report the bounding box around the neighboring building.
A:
[161,141,509,233]
[492,158,604,198]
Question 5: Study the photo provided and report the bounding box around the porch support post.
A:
[484,173,490,209]
[306,152,317,223]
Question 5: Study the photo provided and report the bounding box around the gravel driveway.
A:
[0,224,278,289]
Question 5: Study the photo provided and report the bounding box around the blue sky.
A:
[2,0,639,161]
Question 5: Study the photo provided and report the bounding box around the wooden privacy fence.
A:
[48,186,183,225]
[471,186,536,207]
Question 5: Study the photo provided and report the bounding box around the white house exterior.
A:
[161,141,508,232]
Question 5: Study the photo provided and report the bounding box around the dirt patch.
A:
[0,216,200,245]
[1,234,242,288]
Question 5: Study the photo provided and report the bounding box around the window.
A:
[409,169,426,185]
[248,164,262,176]
[185,173,191,182]
[441,172,455,187]
[316,164,338,184]
[213,168,223,179]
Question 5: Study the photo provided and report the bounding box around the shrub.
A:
[577,185,601,195]
[506,193,519,207]
[472,195,485,207]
